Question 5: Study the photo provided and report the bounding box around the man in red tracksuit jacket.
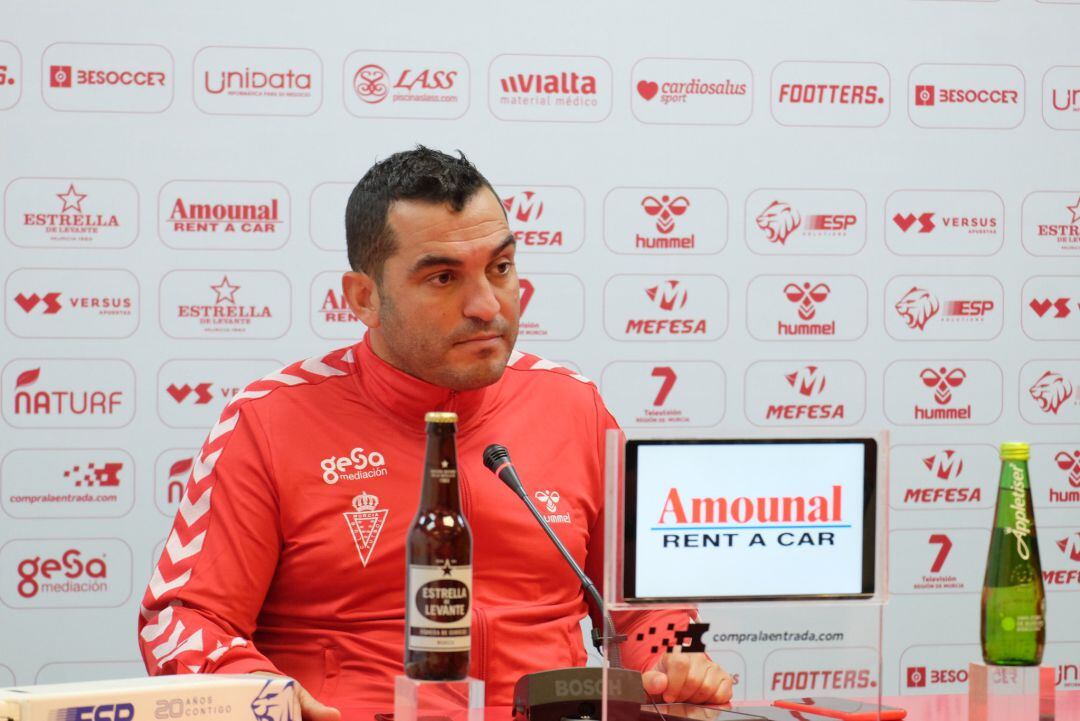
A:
[138,147,733,718]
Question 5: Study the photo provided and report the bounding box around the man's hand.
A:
[252,672,341,721]
[641,651,733,704]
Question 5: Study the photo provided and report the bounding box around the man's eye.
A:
[431,272,453,285]
[493,260,514,275]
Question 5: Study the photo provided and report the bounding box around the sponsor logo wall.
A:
[3,0,1077,702]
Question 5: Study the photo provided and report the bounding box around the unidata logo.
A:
[604,275,726,341]
[194,46,321,116]
[5,178,138,248]
[909,64,1025,129]
[746,189,866,255]
[489,54,612,122]
[499,186,585,252]
[159,180,290,250]
[345,50,468,119]
[3,360,134,428]
[0,539,131,608]
[5,268,138,339]
[886,277,1002,340]
[42,42,173,113]
[771,61,890,127]
[631,58,752,126]
[744,360,865,426]
[1023,193,1080,255]
[159,270,291,339]
[0,41,21,110]
[604,187,727,255]
[1043,66,1080,130]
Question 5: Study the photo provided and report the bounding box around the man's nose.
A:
[462,276,500,322]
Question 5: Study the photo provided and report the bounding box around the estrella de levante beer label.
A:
[406,562,472,652]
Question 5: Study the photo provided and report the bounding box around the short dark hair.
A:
[345,146,498,279]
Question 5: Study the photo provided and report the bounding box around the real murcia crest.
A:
[343,491,388,567]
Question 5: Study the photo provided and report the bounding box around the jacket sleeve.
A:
[583,390,697,673]
[138,401,284,675]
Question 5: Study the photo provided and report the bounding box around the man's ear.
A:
[342,271,380,328]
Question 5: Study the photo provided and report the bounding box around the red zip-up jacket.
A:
[138,337,691,710]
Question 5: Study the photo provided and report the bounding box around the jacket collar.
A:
[351,333,498,434]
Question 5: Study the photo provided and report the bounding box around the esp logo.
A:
[49,704,134,721]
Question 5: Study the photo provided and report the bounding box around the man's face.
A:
[351,188,520,391]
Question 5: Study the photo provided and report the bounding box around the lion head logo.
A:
[756,201,801,245]
[1029,371,1074,415]
[251,678,298,721]
[895,287,940,331]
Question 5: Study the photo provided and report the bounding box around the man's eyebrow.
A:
[408,236,516,276]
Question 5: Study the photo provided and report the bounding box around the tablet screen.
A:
[623,439,876,602]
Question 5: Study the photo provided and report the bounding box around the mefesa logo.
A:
[909,64,1025,129]
[5,178,138,248]
[771,61,890,127]
[1022,192,1080,256]
[744,361,865,426]
[907,450,982,505]
[193,46,322,116]
[604,275,726,341]
[890,445,995,511]
[498,186,586,253]
[489,54,612,122]
[344,50,468,119]
[1042,529,1080,587]
[41,42,173,113]
[746,189,866,255]
[630,58,752,126]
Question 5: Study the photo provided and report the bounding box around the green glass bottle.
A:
[980,442,1046,665]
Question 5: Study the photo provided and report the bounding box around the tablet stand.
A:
[393,675,484,721]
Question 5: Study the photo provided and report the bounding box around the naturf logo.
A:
[1056,451,1080,488]
[345,51,467,119]
[646,280,689,311]
[353,64,388,102]
[4,361,134,428]
[785,365,827,397]
[894,212,936,234]
[920,367,966,406]
[41,42,173,113]
[159,180,289,250]
[756,201,800,245]
[895,288,939,330]
[343,492,388,567]
[642,195,689,234]
[321,447,388,484]
[784,282,830,321]
[1029,371,1074,415]
[160,270,290,339]
[1030,298,1072,319]
[1057,533,1080,562]
[924,450,964,481]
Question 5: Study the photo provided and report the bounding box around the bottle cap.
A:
[425,411,458,424]
[1000,442,1030,460]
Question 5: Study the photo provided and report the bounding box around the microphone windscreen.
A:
[482,443,511,473]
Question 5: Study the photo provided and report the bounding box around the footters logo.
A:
[771,61,890,127]
[763,648,879,700]
[0,539,132,608]
[604,275,727,341]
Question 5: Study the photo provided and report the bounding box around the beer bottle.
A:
[404,411,472,680]
[981,442,1046,665]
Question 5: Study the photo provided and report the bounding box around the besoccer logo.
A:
[915,85,935,106]
[907,666,927,688]
[645,280,688,311]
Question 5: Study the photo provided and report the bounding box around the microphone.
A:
[482,443,623,669]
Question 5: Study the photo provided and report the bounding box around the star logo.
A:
[1067,196,1080,224]
[56,183,87,213]
[440,559,454,577]
[440,460,449,469]
[211,276,241,304]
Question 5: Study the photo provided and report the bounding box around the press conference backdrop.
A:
[2,0,1079,702]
